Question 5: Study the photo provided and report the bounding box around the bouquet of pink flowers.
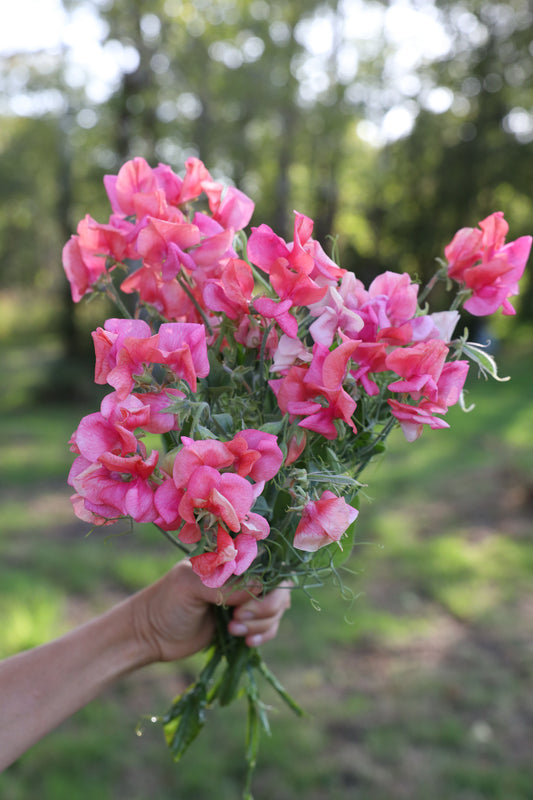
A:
[63,155,530,797]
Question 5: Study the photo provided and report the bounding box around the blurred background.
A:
[1,1,533,798]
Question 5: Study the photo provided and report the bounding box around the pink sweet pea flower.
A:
[71,411,138,463]
[155,322,210,392]
[294,491,358,552]
[104,156,157,217]
[172,438,235,489]
[178,465,255,535]
[444,226,483,281]
[445,211,532,316]
[92,318,154,391]
[308,286,364,347]
[202,181,255,231]
[349,341,388,396]
[177,156,212,204]
[271,341,359,440]
[387,398,450,442]
[62,236,103,303]
[387,358,469,441]
[201,258,254,319]
[253,296,299,338]
[121,268,198,322]
[270,334,313,373]
[386,340,449,404]
[92,319,209,397]
[68,454,158,524]
[298,341,359,439]
[190,527,259,588]
[226,429,284,482]
[462,236,532,316]
[136,218,201,280]
[154,478,185,530]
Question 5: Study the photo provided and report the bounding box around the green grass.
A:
[1,334,533,798]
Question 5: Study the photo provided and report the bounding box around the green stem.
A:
[251,264,273,295]
[104,277,133,319]
[154,524,191,555]
[417,271,441,306]
[176,272,213,335]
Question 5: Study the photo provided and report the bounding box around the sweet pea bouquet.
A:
[63,155,530,797]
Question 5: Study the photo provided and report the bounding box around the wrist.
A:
[126,585,166,667]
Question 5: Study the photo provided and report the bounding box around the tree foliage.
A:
[1,0,532,323]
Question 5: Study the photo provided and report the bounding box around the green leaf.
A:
[212,413,234,434]
[460,342,510,381]
[163,684,209,761]
[260,420,284,434]
[218,638,253,706]
[195,424,218,440]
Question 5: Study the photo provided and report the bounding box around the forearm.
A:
[0,596,152,771]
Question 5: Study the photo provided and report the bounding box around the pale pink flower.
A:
[270,334,312,373]
[308,286,364,347]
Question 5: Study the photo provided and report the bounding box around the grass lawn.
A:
[1,332,533,800]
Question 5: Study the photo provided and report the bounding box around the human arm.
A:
[0,561,291,771]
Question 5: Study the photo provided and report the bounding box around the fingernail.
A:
[229,622,248,636]
[248,634,263,647]
[237,610,254,620]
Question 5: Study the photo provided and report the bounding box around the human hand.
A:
[131,560,291,665]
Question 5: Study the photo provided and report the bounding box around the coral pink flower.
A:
[445,212,532,316]
[154,322,210,391]
[190,527,259,588]
[462,236,532,316]
[62,237,102,303]
[202,181,255,231]
[154,478,185,530]
[386,340,449,403]
[92,318,154,392]
[387,358,469,441]
[136,218,200,280]
[177,157,212,204]
[121,268,198,322]
[294,491,358,552]
[387,398,450,442]
[178,465,255,536]
[444,226,483,281]
[349,341,388,396]
[104,156,158,217]
[253,296,299,338]
[201,258,254,319]
[226,430,284,482]
[285,432,307,465]
[270,342,359,440]
[68,455,158,524]
[172,439,235,489]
